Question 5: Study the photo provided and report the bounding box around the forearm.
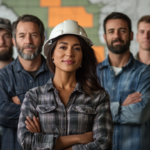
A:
[54,135,79,150]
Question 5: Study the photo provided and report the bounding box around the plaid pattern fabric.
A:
[0,55,53,150]
[97,53,150,150]
[18,78,113,150]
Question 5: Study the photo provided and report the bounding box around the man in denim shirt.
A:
[97,12,150,150]
[0,15,53,150]
[0,17,14,150]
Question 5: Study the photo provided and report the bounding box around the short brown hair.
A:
[103,12,132,33]
[137,15,150,28]
[12,14,44,39]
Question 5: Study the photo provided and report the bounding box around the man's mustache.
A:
[112,38,124,44]
[23,44,36,49]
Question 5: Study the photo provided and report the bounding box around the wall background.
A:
[1,0,150,62]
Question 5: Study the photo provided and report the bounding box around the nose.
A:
[144,32,150,39]
[24,34,32,44]
[114,31,120,39]
[66,47,74,57]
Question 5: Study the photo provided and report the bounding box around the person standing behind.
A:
[97,12,150,150]
[136,15,150,65]
[0,14,53,150]
[0,17,13,150]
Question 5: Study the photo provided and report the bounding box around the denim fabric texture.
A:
[0,55,53,150]
[97,53,150,150]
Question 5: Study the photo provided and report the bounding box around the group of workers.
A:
[0,11,149,150]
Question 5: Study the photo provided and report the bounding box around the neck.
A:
[0,58,13,69]
[18,55,42,71]
[138,49,150,65]
[108,50,130,67]
[53,69,77,90]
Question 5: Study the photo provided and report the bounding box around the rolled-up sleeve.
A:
[72,93,113,150]
[17,90,59,150]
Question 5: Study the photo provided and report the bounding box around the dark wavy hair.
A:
[46,35,104,95]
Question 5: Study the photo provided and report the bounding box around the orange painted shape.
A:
[40,0,61,7]
[48,7,93,27]
[92,46,105,63]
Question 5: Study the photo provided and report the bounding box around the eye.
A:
[32,34,37,37]
[120,30,126,33]
[60,46,66,50]
[74,47,81,51]
[4,35,11,38]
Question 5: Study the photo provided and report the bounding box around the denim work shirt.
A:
[96,53,150,150]
[0,55,53,150]
[18,78,113,150]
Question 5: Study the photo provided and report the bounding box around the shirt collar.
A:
[135,52,139,61]
[98,53,136,71]
[44,78,85,93]
[14,55,49,73]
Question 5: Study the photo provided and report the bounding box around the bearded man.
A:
[0,18,13,69]
[0,15,53,150]
[0,17,13,150]
[97,12,150,150]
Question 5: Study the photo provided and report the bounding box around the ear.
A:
[42,36,45,45]
[12,38,16,47]
[103,34,106,43]
[136,33,139,42]
[130,31,133,41]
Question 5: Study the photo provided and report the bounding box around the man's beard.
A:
[106,38,130,54]
[0,46,13,61]
[16,41,42,60]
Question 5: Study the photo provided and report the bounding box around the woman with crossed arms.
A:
[17,20,113,150]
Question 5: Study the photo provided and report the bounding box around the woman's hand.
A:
[25,116,41,133]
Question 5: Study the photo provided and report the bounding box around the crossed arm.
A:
[110,67,150,124]
[25,116,93,150]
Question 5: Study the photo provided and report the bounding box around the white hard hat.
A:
[44,19,93,56]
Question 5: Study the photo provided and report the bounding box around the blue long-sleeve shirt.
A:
[96,53,150,150]
[0,55,53,150]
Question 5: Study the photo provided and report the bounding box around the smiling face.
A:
[0,29,13,61]
[104,19,133,54]
[137,22,150,51]
[52,35,83,74]
[13,21,44,60]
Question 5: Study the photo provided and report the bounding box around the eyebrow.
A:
[107,28,127,32]
[18,32,38,35]
[58,42,81,46]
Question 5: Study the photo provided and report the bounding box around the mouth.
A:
[0,46,7,50]
[62,60,75,64]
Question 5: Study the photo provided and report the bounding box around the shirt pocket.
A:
[15,87,28,103]
[72,105,96,133]
[36,104,59,134]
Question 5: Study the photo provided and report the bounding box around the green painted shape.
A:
[3,0,105,46]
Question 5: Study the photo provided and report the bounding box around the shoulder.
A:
[92,89,109,103]
[0,60,16,79]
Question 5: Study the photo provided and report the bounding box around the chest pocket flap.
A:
[36,105,56,114]
[73,105,96,115]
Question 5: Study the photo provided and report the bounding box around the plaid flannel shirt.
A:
[18,78,113,150]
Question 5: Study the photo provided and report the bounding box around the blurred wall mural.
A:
[1,0,150,62]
